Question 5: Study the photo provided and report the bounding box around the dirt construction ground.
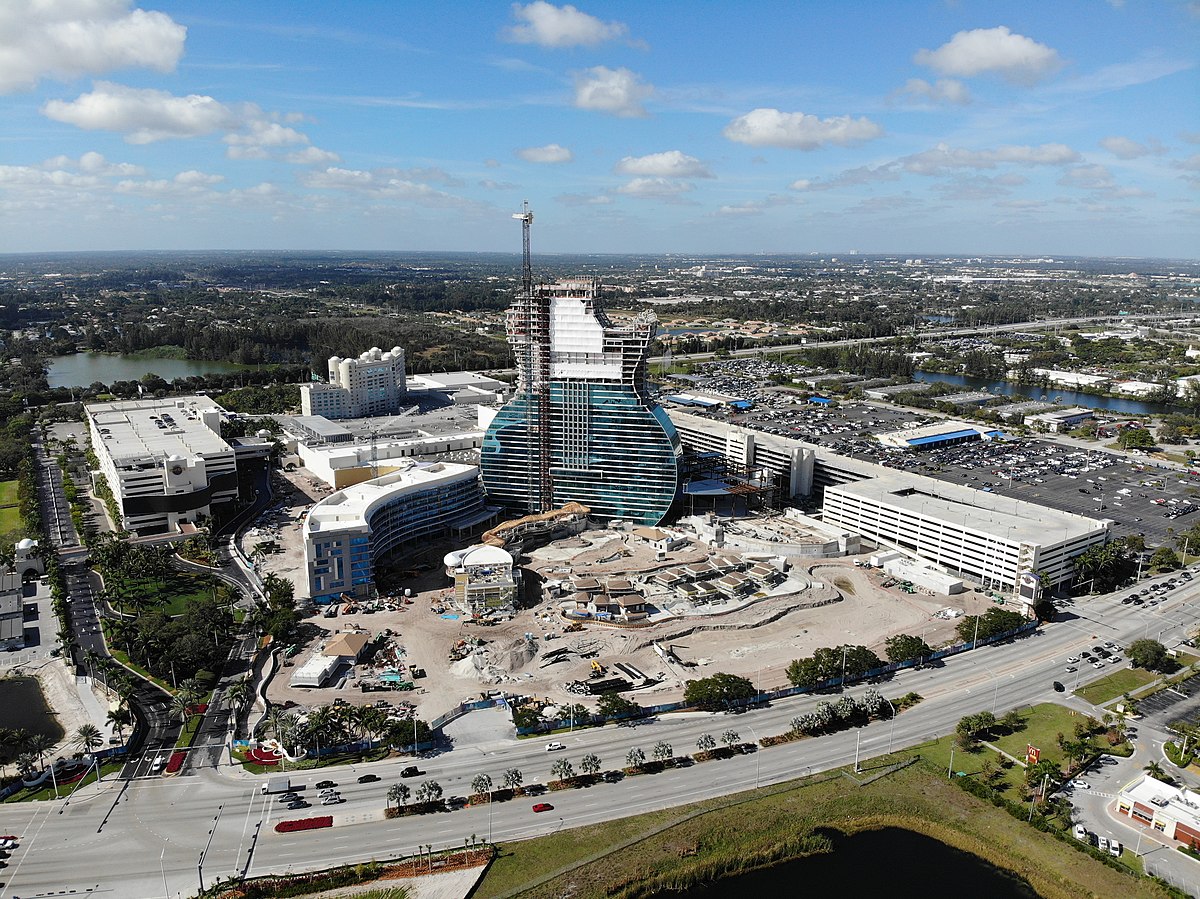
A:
[255,470,998,724]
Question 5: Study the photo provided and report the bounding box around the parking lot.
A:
[664,357,1200,548]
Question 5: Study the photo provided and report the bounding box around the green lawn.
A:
[991,704,1099,768]
[0,505,21,532]
[0,479,17,505]
[105,569,216,617]
[1076,668,1157,706]
[906,703,1127,798]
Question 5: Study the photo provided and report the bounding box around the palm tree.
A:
[720,730,740,750]
[502,767,523,793]
[696,733,716,755]
[652,741,673,763]
[74,724,103,755]
[106,708,131,743]
[26,732,56,768]
[550,759,574,783]
[415,780,443,805]
[625,747,645,769]
[169,693,192,725]
[225,677,253,713]
[388,782,410,809]
[580,753,601,777]
[471,773,493,797]
[1144,760,1169,781]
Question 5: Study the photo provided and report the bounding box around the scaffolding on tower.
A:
[512,201,553,513]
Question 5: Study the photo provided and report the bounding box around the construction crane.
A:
[512,201,553,514]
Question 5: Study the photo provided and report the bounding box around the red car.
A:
[531,803,554,813]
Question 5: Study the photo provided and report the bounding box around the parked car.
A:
[1110,840,1122,857]
[531,802,554,813]
[1073,824,1087,841]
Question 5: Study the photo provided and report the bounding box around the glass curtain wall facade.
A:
[482,385,680,524]
[481,278,681,525]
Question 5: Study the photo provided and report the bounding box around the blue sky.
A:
[1,1,1198,257]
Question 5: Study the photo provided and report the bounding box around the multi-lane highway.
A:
[3,571,1197,899]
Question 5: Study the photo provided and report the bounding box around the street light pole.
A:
[886,698,897,754]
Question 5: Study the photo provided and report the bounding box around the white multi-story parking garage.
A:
[822,472,1112,592]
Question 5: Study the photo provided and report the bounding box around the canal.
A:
[914,370,1174,416]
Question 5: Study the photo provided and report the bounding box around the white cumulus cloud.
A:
[1100,136,1165,159]
[616,177,695,200]
[285,146,341,165]
[42,82,234,143]
[0,0,186,94]
[43,151,144,176]
[225,120,309,159]
[896,78,971,105]
[573,66,652,117]
[504,2,628,48]
[42,81,337,162]
[914,26,1062,85]
[723,108,883,150]
[516,143,573,163]
[614,150,711,178]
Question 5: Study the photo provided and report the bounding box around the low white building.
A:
[297,431,483,489]
[882,556,964,595]
[1023,407,1095,433]
[1027,369,1110,389]
[1117,774,1200,845]
[875,421,1000,450]
[822,471,1111,594]
[406,371,509,405]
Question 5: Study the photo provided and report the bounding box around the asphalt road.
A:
[3,569,1198,899]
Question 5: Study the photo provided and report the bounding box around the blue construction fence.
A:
[513,619,1040,735]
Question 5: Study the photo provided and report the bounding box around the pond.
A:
[0,676,64,761]
[663,827,1039,898]
[46,353,252,389]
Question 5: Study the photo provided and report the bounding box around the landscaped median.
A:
[274,815,333,834]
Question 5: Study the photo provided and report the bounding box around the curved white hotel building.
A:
[302,460,490,603]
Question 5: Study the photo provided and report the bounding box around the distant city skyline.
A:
[0,1,1197,257]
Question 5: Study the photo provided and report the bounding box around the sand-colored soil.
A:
[257,470,997,725]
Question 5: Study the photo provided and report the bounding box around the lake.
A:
[0,676,64,762]
[47,353,250,388]
[664,827,1038,898]
[913,370,1173,416]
